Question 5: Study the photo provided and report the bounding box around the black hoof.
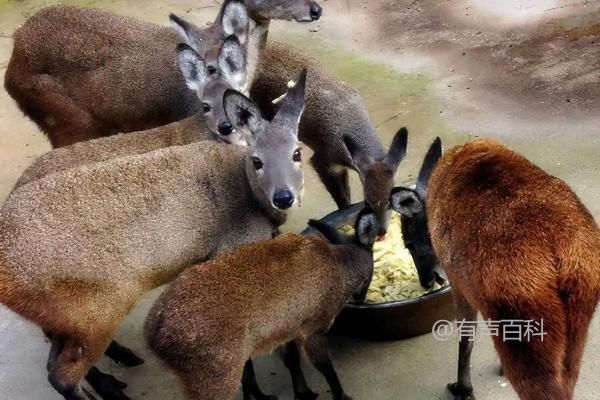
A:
[296,391,318,400]
[105,341,144,367]
[85,367,130,400]
[447,382,475,400]
[333,394,353,400]
[243,390,277,400]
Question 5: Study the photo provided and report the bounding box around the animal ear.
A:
[223,89,264,137]
[308,220,351,245]
[170,14,203,51]
[221,0,249,44]
[271,68,307,136]
[387,127,408,170]
[390,187,423,218]
[343,135,373,171]
[355,208,379,248]
[416,137,442,197]
[218,36,247,92]
[177,43,208,92]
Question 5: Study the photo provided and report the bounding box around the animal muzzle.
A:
[273,189,295,210]
[309,2,322,20]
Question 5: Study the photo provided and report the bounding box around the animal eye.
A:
[251,156,263,170]
[202,103,211,113]
[293,148,302,162]
[207,65,217,74]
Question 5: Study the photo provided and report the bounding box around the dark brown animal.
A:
[4,0,320,147]
[395,138,600,400]
[252,41,407,233]
[144,209,380,400]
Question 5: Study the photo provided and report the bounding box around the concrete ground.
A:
[1,0,600,399]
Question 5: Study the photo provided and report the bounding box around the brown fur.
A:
[253,42,402,229]
[427,139,600,400]
[5,6,198,147]
[0,140,287,398]
[144,233,372,400]
[14,114,214,189]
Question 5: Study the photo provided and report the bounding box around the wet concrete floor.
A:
[0,0,599,399]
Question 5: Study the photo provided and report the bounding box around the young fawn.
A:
[4,0,320,147]
[14,34,248,189]
[392,138,600,400]
[144,208,379,400]
[0,78,306,400]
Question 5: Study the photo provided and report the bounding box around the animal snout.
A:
[218,121,234,136]
[377,227,387,239]
[273,190,295,210]
[309,2,322,20]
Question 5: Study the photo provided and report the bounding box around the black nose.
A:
[309,2,322,20]
[273,190,294,210]
[218,121,233,135]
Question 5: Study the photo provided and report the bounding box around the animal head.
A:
[177,35,249,145]
[390,137,446,289]
[224,69,307,211]
[308,208,379,302]
[244,0,322,22]
[344,128,408,236]
[170,0,250,74]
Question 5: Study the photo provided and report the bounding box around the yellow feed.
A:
[342,213,445,303]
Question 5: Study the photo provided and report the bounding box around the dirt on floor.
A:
[0,1,600,399]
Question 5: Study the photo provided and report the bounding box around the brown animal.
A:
[13,33,249,189]
[144,208,380,400]
[0,81,306,400]
[4,0,320,147]
[252,41,407,233]
[393,138,600,400]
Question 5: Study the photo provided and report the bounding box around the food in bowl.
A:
[341,213,447,303]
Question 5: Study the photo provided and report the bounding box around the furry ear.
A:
[355,208,379,248]
[387,127,408,169]
[177,43,208,92]
[416,137,442,198]
[390,187,423,218]
[270,68,307,136]
[344,135,374,171]
[308,220,351,245]
[170,14,203,51]
[218,36,247,92]
[221,0,249,44]
[223,89,264,138]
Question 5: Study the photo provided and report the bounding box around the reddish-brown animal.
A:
[426,139,600,400]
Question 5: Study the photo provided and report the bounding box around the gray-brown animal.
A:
[4,0,320,147]
[0,80,306,400]
[393,138,600,400]
[252,41,407,234]
[144,208,379,400]
[13,33,249,189]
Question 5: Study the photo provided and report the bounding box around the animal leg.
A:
[104,341,144,367]
[279,341,317,400]
[301,334,351,400]
[485,295,568,400]
[560,275,600,399]
[85,367,129,400]
[6,73,101,147]
[310,154,351,209]
[242,359,277,400]
[447,289,478,400]
[47,335,109,400]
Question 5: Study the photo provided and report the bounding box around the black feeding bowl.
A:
[303,203,455,341]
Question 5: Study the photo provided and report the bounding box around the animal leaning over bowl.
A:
[391,137,600,400]
[144,206,381,400]
[0,77,307,400]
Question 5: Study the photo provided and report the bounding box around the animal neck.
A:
[246,19,270,86]
[245,157,287,227]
